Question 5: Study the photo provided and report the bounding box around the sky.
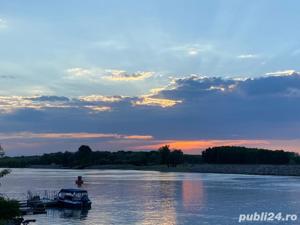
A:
[1,0,300,155]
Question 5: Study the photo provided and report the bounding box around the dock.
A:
[18,190,59,215]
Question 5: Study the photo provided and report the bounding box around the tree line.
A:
[0,145,192,168]
[202,146,299,164]
[0,145,299,168]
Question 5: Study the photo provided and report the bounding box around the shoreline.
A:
[25,164,300,176]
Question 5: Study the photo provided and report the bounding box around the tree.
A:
[75,145,93,167]
[158,146,185,167]
[202,146,295,164]
[78,145,92,156]
[158,145,171,166]
[0,169,10,179]
[0,197,20,220]
[169,149,184,167]
[0,169,11,187]
[0,169,20,220]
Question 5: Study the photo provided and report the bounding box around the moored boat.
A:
[57,189,91,209]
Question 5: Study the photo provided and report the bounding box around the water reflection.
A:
[140,180,177,225]
[47,208,89,219]
[182,179,204,211]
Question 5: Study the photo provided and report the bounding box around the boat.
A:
[57,189,91,209]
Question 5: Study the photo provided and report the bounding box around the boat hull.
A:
[57,199,91,209]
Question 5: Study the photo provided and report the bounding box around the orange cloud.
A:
[123,135,153,140]
[134,97,182,108]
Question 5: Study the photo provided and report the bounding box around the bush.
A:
[0,197,20,220]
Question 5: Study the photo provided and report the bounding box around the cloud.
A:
[0,92,179,115]
[0,132,153,140]
[155,72,300,99]
[29,96,70,102]
[84,105,112,112]
[104,70,154,81]
[65,67,94,78]
[2,72,300,154]
[237,54,259,59]
[147,73,300,139]
[79,95,124,103]
[0,96,68,113]
[133,97,182,108]
[65,67,117,82]
[237,71,300,96]
[0,95,113,113]
[0,18,7,28]
[167,43,214,57]
[153,75,237,100]
[265,70,298,77]
[65,68,154,82]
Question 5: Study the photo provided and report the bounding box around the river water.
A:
[1,169,300,225]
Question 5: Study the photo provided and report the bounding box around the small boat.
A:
[57,189,91,209]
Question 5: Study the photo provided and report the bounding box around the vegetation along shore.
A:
[1,145,300,176]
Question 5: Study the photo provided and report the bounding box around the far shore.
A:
[25,164,300,176]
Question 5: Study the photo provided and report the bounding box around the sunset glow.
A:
[133,140,271,152]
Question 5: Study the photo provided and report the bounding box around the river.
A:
[1,169,300,225]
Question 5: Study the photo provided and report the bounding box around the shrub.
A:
[0,197,20,220]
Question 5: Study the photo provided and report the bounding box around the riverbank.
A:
[186,164,300,176]
[83,164,300,176]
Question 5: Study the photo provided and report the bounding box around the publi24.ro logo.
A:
[238,212,297,223]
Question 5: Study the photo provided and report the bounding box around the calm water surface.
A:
[1,169,300,225]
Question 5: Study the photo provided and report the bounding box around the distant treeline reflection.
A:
[0,145,299,168]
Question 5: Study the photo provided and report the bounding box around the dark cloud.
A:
[28,96,70,102]
[237,72,300,96]
[1,73,300,153]
[152,73,300,139]
[155,75,237,100]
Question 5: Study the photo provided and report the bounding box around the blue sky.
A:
[1,0,300,155]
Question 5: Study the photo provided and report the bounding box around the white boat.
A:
[57,189,91,209]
